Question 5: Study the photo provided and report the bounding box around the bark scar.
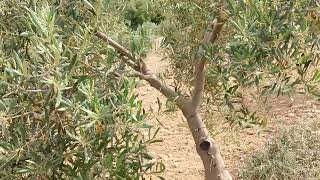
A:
[194,126,205,132]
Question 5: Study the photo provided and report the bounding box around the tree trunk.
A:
[180,103,232,179]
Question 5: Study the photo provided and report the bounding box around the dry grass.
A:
[239,120,320,180]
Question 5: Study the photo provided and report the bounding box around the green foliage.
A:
[124,0,165,30]
[0,0,162,179]
[160,0,320,126]
[240,122,320,179]
[1,0,319,178]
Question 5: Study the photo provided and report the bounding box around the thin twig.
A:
[95,32,136,61]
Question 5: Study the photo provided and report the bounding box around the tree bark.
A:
[95,12,232,179]
[180,106,232,180]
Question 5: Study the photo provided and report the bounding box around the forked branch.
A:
[95,10,231,179]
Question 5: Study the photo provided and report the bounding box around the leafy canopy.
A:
[159,0,320,126]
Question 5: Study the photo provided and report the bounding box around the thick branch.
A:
[191,19,226,109]
[133,72,189,108]
[95,32,188,108]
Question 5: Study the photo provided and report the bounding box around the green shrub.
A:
[124,0,165,30]
[0,0,162,179]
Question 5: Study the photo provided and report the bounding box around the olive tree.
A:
[96,0,320,179]
[1,0,320,179]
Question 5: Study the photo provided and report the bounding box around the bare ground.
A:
[137,51,320,179]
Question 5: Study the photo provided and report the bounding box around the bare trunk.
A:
[181,104,231,179]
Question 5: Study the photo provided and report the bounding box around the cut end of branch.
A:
[200,140,211,151]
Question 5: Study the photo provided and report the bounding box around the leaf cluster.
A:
[0,0,162,179]
[160,0,320,126]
